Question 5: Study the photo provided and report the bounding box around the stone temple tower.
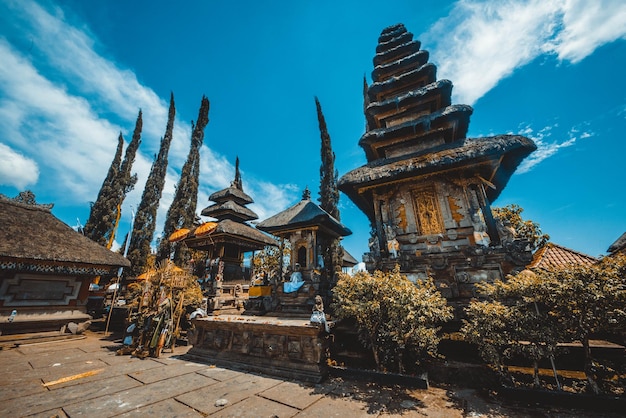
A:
[338,23,537,304]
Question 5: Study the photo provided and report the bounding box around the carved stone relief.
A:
[412,187,444,235]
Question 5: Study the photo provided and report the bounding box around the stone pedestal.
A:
[186,315,331,383]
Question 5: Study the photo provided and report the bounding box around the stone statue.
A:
[310,295,329,332]
[496,217,517,245]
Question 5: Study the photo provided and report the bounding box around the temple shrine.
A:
[182,158,276,311]
[256,187,351,314]
[338,24,537,305]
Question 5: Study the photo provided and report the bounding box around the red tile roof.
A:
[527,243,597,270]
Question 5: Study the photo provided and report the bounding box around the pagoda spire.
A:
[232,156,243,190]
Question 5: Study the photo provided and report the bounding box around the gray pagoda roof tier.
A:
[188,158,274,253]
[257,195,352,239]
[368,62,436,101]
[208,186,254,206]
[200,157,259,221]
[608,232,626,254]
[339,23,536,223]
[185,219,276,252]
[359,104,473,161]
[339,135,536,222]
[201,200,258,222]
[0,193,130,276]
[372,50,430,82]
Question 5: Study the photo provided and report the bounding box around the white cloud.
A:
[516,123,593,173]
[424,0,626,105]
[552,0,626,63]
[0,143,39,189]
[0,0,295,232]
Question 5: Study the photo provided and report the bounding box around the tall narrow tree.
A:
[157,96,210,266]
[127,94,176,276]
[83,133,124,247]
[84,111,142,248]
[315,97,343,275]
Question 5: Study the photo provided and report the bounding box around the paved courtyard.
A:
[0,330,617,417]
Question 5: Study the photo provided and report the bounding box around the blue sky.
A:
[1,0,625,261]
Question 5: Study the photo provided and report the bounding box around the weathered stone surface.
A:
[211,395,299,417]
[0,379,47,401]
[195,365,242,382]
[128,362,209,384]
[27,347,95,369]
[187,315,330,383]
[295,395,379,417]
[62,372,215,417]
[116,398,203,417]
[259,380,332,410]
[0,375,141,417]
[174,373,281,415]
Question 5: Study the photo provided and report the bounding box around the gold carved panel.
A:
[413,188,444,235]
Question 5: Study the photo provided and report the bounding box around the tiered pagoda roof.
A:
[257,189,352,238]
[201,158,257,222]
[185,158,276,251]
[339,23,536,221]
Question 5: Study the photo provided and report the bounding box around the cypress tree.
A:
[316,97,340,220]
[83,133,124,247]
[127,94,176,276]
[84,110,142,247]
[315,97,343,275]
[157,96,210,266]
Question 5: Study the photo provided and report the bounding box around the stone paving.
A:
[0,330,615,417]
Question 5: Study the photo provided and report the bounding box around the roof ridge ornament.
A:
[231,156,243,191]
[0,191,54,211]
[302,187,311,201]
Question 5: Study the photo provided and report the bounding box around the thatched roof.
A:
[208,186,254,206]
[527,243,597,270]
[185,219,277,251]
[257,197,352,238]
[339,135,536,221]
[0,194,130,269]
[608,232,626,254]
[201,200,258,222]
[342,250,359,267]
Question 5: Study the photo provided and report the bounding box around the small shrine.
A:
[182,158,276,311]
[256,188,352,314]
[338,24,537,305]
[0,192,130,334]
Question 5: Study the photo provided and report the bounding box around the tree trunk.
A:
[582,336,600,394]
[371,340,381,371]
[533,360,540,388]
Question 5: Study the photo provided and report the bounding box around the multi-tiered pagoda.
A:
[184,158,276,310]
[339,24,537,302]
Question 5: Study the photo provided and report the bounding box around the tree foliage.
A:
[332,265,453,373]
[536,254,626,393]
[463,254,626,393]
[252,244,289,281]
[85,111,142,247]
[127,93,176,276]
[462,272,563,388]
[492,204,549,251]
[157,96,209,266]
[315,97,343,274]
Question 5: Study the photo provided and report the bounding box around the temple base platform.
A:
[185,314,331,383]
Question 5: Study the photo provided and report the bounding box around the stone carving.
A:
[415,189,443,235]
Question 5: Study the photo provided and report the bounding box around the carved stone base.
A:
[185,315,331,383]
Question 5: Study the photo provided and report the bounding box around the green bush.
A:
[331,265,452,373]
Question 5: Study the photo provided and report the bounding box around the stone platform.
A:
[185,315,331,383]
